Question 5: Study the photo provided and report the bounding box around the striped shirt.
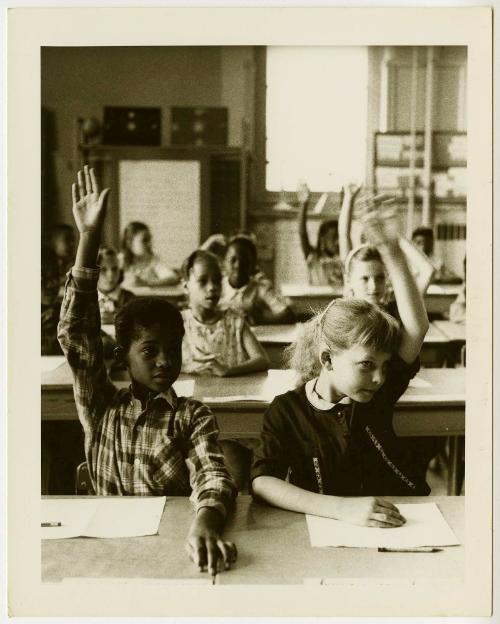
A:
[58,266,236,517]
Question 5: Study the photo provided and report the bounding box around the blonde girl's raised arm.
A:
[398,236,435,296]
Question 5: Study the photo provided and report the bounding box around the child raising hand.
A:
[59,166,237,574]
[251,205,430,527]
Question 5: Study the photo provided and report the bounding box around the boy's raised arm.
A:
[58,166,115,433]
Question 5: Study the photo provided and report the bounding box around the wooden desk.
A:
[42,495,464,585]
[280,283,462,317]
[41,364,465,437]
[126,284,186,304]
[253,322,452,368]
[42,363,465,494]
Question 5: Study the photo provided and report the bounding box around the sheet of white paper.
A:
[60,577,213,586]
[173,379,195,398]
[101,324,116,339]
[306,503,459,548]
[40,356,67,372]
[42,497,166,539]
[408,376,432,389]
[202,395,268,403]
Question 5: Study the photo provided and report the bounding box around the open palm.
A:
[72,165,110,233]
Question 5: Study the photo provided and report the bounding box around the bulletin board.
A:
[118,159,201,269]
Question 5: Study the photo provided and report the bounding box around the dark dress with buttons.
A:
[251,356,430,496]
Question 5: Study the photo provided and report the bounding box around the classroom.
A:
[41,44,467,586]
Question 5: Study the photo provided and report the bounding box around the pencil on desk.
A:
[378,547,442,553]
[41,522,62,527]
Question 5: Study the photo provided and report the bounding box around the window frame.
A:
[252,46,377,211]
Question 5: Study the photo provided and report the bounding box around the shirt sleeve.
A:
[377,354,420,406]
[183,400,237,519]
[250,396,290,483]
[57,267,117,435]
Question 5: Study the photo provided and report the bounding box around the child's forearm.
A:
[225,355,269,377]
[338,191,355,263]
[298,200,312,258]
[75,230,102,270]
[398,237,434,295]
[252,475,342,519]
[379,242,429,349]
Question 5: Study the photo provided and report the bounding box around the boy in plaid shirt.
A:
[58,166,237,574]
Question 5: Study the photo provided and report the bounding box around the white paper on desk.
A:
[306,503,459,549]
[60,577,213,586]
[202,394,267,403]
[42,497,166,539]
[408,376,432,389]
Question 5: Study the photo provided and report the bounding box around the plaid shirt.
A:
[58,266,236,518]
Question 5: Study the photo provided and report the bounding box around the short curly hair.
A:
[115,297,184,352]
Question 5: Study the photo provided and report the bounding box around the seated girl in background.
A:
[339,189,435,302]
[199,233,228,265]
[220,235,294,325]
[297,183,349,288]
[97,246,135,325]
[120,221,180,288]
[251,210,430,527]
[181,249,269,376]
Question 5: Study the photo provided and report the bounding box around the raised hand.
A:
[71,165,110,233]
[336,496,406,528]
[296,181,311,205]
[359,195,400,247]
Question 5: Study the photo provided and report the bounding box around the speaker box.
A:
[102,106,161,146]
[171,107,228,146]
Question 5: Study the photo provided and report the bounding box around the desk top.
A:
[41,362,465,407]
[253,322,449,345]
[42,495,464,584]
[280,283,462,299]
[433,320,466,342]
[126,284,185,299]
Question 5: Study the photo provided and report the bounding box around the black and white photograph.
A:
[6,5,494,618]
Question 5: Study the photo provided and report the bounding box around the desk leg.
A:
[447,436,464,495]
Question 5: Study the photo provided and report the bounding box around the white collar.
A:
[98,286,121,302]
[305,378,352,411]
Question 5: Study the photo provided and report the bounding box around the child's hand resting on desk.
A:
[186,508,237,574]
[72,165,110,233]
[336,497,406,528]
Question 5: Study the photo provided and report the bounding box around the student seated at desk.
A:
[97,246,135,324]
[221,234,294,325]
[412,226,459,284]
[297,182,346,288]
[199,233,228,265]
[251,212,431,528]
[58,166,237,574]
[339,189,435,298]
[50,222,76,296]
[120,221,180,289]
[181,249,269,376]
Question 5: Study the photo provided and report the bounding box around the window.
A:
[264,46,369,193]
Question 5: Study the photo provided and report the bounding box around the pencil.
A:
[41,522,62,527]
[378,547,442,553]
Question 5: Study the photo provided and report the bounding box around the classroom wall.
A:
[41,46,254,224]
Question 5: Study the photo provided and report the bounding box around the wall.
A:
[41,46,253,223]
